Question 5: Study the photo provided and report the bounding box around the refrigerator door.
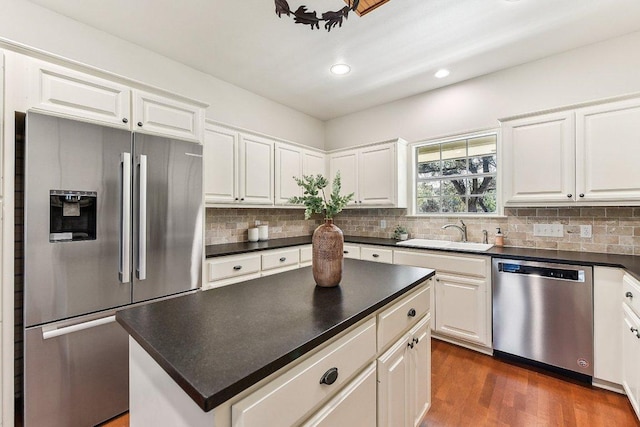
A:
[24,311,129,427]
[132,134,202,302]
[24,113,133,327]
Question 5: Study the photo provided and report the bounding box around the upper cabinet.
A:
[204,123,274,206]
[329,139,408,208]
[27,58,206,142]
[274,143,326,205]
[502,96,640,206]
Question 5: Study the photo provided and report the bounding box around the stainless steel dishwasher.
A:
[492,259,593,379]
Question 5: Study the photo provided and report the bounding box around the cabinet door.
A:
[275,143,303,205]
[593,267,624,385]
[408,316,431,427]
[576,98,640,202]
[377,335,410,427]
[301,363,376,427]
[502,112,575,204]
[359,143,396,206]
[240,134,274,205]
[622,304,640,419]
[203,125,238,204]
[133,90,204,142]
[303,150,326,177]
[28,59,130,128]
[329,150,358,205]
[435,273,488,346]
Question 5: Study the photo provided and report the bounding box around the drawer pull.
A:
[626,291,634,300]
[407,308,416,318]
[372,254,380,258]
[279,257,286,262]
[319,367,339,385]
[233,265,242,271]
[343,250,349,254]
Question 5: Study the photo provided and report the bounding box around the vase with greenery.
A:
[289,172,354,287]
[393,225,409,241]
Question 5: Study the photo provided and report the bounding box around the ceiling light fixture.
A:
[434,69,450,79]
[330,64,351,75]
[275,0,360,32]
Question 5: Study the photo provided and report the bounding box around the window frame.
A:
[410,129,502,216]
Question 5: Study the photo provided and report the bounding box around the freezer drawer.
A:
[24,313,129,427]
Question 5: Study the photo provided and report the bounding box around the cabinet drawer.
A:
[300,245,313,265]
[207,254,261,282]
[343,244,361,259]
[377,283,430,351]
[406,250,488,278]
[361,246,393,264]
[232,318,376,427]
[623,274,640,317]
[262,248,300,271]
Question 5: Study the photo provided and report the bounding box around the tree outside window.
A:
[416,134,497,214]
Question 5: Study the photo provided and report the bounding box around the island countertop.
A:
[116,259,435,412]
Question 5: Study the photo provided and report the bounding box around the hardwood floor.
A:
[103,339,639,427]
[422,339,640,427]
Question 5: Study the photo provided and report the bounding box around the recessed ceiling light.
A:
[330,64,351,75]
[434,69,450,79]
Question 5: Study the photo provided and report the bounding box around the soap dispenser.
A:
[495,228,504,247]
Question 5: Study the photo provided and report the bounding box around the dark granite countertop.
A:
[206,235,640,280]
[116,259,435,412]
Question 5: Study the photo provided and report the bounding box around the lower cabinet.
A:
[378,315,431,427]
[622,274,640,421]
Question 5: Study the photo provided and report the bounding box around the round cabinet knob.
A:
[122,118,129,123]
[413,337,419,344]
[240,198,245,201]
[319,367,339,385]
[407,342,414,349]
[567,194,573,198]
[279,257,286,262]
[579,193,585,198]
[137,122,143,127]
[407,308,417,317]
[626,291,634,300]
[235,198,239,201]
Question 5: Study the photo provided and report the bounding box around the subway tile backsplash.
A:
[205,207,640,255]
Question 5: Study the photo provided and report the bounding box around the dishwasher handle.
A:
[497,262,585,282]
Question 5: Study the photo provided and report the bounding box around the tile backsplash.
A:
[205,207,640,255]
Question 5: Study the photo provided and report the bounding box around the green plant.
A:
[288,172,354,219]
[393,225,408,239]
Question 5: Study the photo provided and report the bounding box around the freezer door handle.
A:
[137,154,147,281]
[42,316,116,340]
[120,152,131,283]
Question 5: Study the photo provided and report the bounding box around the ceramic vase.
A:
[312,218,344,287]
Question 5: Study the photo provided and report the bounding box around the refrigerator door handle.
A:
[42,316,116,340]
[120,152,132,283]
[137,154,148,281]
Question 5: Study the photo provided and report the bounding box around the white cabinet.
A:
[260,247,300,276]
[360,246,393,264]
[575,98,640,203]
[274,143,325,205]
[204,124,274,206]
[394,249,492,349]
[378,315,430,427]
[622,303,640,420]
[132,90,204,142]
[342,244,361,260]
[502,97,640,206]
[501,111,575,205]
[27,58,206,142]
[593,267,624,387]
[204,253,261,289]
[28,58,131,128]
[329,139,407,208]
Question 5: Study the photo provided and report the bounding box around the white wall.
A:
[325,31,640,150]
[0,0,325,149]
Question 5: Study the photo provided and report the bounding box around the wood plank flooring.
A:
[103,339,639,426]
[422,339,640,427]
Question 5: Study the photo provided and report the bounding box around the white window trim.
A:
[409,128,503,216]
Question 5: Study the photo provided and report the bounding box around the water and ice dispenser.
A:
[49,190,97,242]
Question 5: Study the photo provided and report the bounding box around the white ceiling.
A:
[27,0,640,120]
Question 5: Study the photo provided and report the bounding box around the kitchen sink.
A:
[396,239,494,252]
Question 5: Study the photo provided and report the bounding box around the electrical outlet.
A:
[380,220,386,229]
[580,225,592,238]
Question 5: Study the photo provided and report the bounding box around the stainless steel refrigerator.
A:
[23,112,203,426]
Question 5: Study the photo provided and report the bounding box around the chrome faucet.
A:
[482,229,488,244]
[442,220,467,242]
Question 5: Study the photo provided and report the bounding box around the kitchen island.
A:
[116,259,435,427]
